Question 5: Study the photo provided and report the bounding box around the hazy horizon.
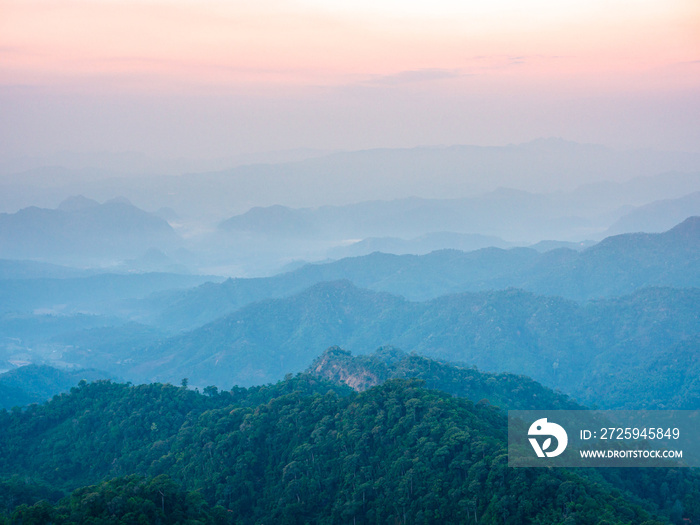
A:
[1,0,699,274]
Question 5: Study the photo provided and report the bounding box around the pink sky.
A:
[1,0,699,157]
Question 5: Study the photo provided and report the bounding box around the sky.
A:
[1,0,699,160]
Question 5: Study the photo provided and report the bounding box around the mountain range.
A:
[121,280,700,410]
[143,217,700,332]
[2,140,699,238]
[218,181,700,246]
[1,217,697,413]
[1,141,699,276]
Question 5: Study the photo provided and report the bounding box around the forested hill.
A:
[309,346,582,411]
[1,376,695,524]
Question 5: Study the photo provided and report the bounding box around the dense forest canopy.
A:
[0,364,698,523]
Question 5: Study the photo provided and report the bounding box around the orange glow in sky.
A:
[2,0,698,90]
[1,0,699,156]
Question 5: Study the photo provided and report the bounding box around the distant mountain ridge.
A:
[216,171,700,246]
[217,189,616,243]
[326,232,513,258]
[0,197,181,263]
[3,141,699,226]
[211,184,700,274]
[2,143,698,275]
[606,191,700,235]
[146,217,700,331]
[207,139,700,204]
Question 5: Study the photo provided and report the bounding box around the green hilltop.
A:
[2,372,697,524]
